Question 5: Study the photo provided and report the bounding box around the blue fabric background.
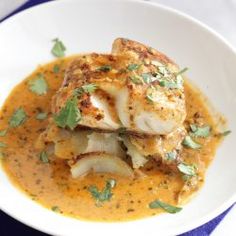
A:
[0,1,234,235]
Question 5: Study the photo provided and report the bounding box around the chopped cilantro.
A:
[127,64,140,71]
[176,67,188,76]
[97,65,112,72]
[9,107,27,128]
[51,38,66,58]
[54,97,81,130]
[39,151,49,163]
[53,64,60,73]
[28,74,48,95]
[177,163,196,176]
[219,130,231,136]
[0,129,7,137]
[182,135,201,149]
[81,84,97,93]
[73,83,97,96]
[36,112,47,120]
[88,179,116,203]
[149,200,182,213]
[0,142,6,148]
[0,152,5,159]
[146,92,155,103]
[190,124,211,138]
[165,151,177,161]
[159,76,183,89]
[51,206,61,212]
[142,73,158,84]
[130,76,143,84]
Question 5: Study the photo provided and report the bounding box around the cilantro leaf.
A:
[73,84,97,97]
[54,97,81,130]
[39,151,49,163]
[0,129,7,137]
[88,179,116,203]
[53,64,60,73]
[9,108,27,128]
[159,76,183,89]
[36,112,47,120]
[127,64,140,71]
[29,74,48,95]
[141,73,158,84]
[97,65,112,72]
[51,206,61,212]
[176,67,188,76]
[146,92,155,103]
[182,135,201,149]
[81,84,97,93]
[177,163,196,176]
[0,142,6,148]
[51,38,66,58]
[0,152,5,159]
[190,124,211,138]
[219,130,231,136]
[165,151,177,161]
[73,88,84,97]
[130,76,143,85]
[149,200,182,213]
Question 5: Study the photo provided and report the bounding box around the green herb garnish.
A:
[141,73,158,84]
[73,83,97,96]
[9,107,27,128]
[39,151,49,163]
[149,200,182,213]
[36,112,47,120]
[51,206,61,212]
[0,129,7,137]
[159,76,183,89]
[127,64,140,71]
[182,135,201,149]
[177,163,196,176]
[51,38,66,58]
[29,74,48,95]
[88,179,116,203]
[130,76,143,84]
[97,65,112,72]
[176,67,188,76]
[165,151,177,161]
[190,124,211,138]
[0,142,6,148]
[81,84,97,93]
[53,64,60,73]
[146,93,155,103]
[219,130,231,136]
[54,97,81,130]
[0,152,5,159]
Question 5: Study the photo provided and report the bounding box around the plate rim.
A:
[0,0,236,235]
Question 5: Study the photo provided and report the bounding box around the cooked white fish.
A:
[52,38,186,135]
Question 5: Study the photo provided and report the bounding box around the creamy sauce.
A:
[0,57,221,221]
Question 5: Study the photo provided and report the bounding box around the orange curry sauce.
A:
[0,57,221,221]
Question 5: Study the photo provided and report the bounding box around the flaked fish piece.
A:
[52,38,186,135]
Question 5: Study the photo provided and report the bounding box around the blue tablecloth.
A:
[0,1,234,235]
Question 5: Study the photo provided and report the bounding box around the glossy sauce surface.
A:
[0,57,221,221]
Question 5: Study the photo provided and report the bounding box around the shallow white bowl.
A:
[0,0,235,235]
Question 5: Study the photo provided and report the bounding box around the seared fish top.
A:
[52,38,186,135]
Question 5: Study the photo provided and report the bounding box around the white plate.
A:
[0,0,236,235]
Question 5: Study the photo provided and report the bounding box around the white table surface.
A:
[0,0,236,235]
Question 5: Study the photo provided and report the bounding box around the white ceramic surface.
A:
[0,0,236,235]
